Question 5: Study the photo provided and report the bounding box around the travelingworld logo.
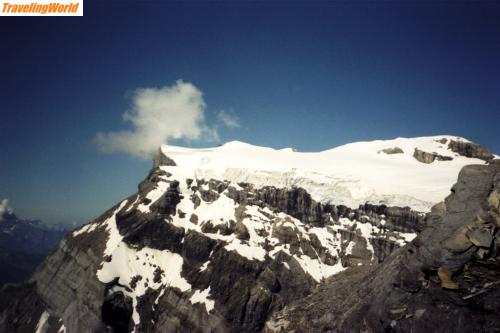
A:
[1,0,83,16]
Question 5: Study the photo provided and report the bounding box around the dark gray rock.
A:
[379,147,404,154]
[138,167,171,194]
[436,138,448,144]
[234,221,250,240]
[448,140,494,161]
[121,216,185,252]
[0,282,62,333]
[101,291,133,333]
[150,180,182,216]
[153,148,177,168]
[413,148,453,164]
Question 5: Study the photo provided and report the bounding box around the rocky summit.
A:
[0,136,498,333]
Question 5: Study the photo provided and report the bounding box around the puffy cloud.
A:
[0,199,13,221]
[217,110,241,129]
[94,80,218,159]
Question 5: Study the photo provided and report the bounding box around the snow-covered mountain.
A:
[159,135,493,211]
[0,136,496,333]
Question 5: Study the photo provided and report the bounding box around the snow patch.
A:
[35,310,49,333]
[190,287,215,313]
[97,242,191,327]
[72,222,98,236]
[103,200,129,256]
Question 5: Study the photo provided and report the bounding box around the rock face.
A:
[153,147,177,168]
[379,147,404,154]
[0,282,74,333]
[413,148,453,164]
[448,139,494,161]
[266,162,500,333]
[411,138,495,164]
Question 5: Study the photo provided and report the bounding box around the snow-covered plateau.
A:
[160,135,493,211]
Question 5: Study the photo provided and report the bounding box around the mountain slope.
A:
[0,136,495,333]
[266,160,500,333]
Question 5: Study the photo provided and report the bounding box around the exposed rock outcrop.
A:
[379,147,404,154]
[448,139,494,161]
[153,148,177,168]
[413,148,453,164]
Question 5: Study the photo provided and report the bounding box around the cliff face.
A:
[266,161,500,333]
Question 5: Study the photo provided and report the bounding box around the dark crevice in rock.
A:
[101,291,133,333]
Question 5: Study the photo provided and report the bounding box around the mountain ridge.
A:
[158,135,495,211]
[0,135,497,333]
[0,207,67,285]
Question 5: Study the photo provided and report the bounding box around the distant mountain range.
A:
[0,206,67,285]
[0,135,499,333]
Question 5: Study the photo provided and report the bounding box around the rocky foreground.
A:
[266,161,500,333]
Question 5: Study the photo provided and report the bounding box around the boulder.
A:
[379,147,404,154]
[413,148,453,164]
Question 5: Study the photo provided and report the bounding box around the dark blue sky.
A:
[1,1,499,224]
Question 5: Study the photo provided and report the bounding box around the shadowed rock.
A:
[379,147,404,154]
[153,148,177,168]
[413,148,453,164]
[448,140,494,161]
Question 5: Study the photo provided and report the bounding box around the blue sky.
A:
[1,1,499,224]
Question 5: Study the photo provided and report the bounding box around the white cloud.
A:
[0,199,13,221]
[94,80,218,159]
[217,110,241,129]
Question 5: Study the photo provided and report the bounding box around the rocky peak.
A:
[153,147,177,168]
[413,148,453,164]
